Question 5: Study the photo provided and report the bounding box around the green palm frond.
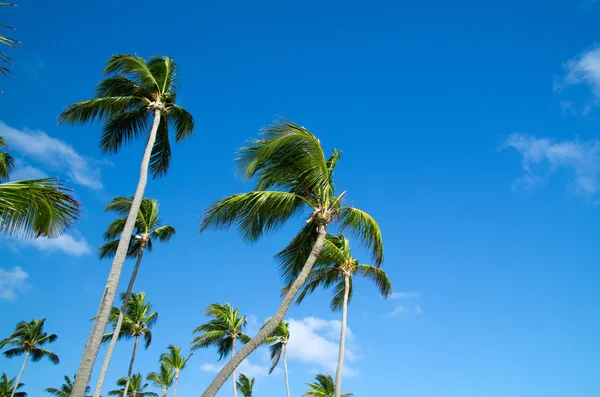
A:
[303,373,352,397]
[0,319,59,364]
[0,2,19,76]
[147,364,174,390]
[159,344,191,372]
[149,115,171,178]
[109,374,157,397]
[44,374,90,397]
[235,374,254,397]
[191,303,249,359]
[0,137,14,180]
[0,372,26,397]
[338,206,384,265]
[358,264,392,298]
[103,292,157,350]
[166,105,194,142]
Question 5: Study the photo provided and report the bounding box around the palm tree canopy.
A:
[263,320,290,374]
[147,364,174,390]
[199,119,383,277]
[303,373,353,397]
[0,318,59,364]
[98,196,176,259]
[0,373,26,397]
[44,375,90,397]
[285,233,392,311]
[59,54,195,178]
[108,374,157,397]
[0,136,14,180]
[191,303,250,359]
[159,345,191,372]
[0,2,19,76]
[235,374,254,397]
[102,292,158,349]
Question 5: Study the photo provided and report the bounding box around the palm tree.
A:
[235,375,254,397]
[146,364,173,397]
[283,234,391,397]
[0,2,19,76]
[45,375,91,397]
[191,303,249,397]
[59,54,194,397]
[0,373,25,397]
[94,197,175,397]
[198,119,383,397]
[108,374,157,397]
[0,137,81,238]
[102,292,157,397]
[159,345,191,397]
[264,321,291,397]
[303,373,352,397]
[0,319,59,397]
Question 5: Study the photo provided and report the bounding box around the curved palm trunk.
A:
[173,370,179,397]
[161,388,167,397]
[334,275,350,397]
[93,243,147,397]
[231,338,237,397]
[283,344,290,397]
[10,352,28,397]
[200,224,328,397]
[122,335,140,397]
[72,108,162,397]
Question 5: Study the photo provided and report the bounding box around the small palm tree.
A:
[199,120,383,397]
[0,373,25,397]
[235,375,254,397]
[108,374,157,397]
[146,364,173,397]
[159,345,191,397]
[264,321,291,397]
[102,293,157,397]
[284,233,391,397]
[191,303,249,397]
[0,137,81,238]
[0,2,19,76]
[0,319,59,397]
[45,375,91,397]
[303,373,352,397]
[60,54,194,397]
[94,197,175,397]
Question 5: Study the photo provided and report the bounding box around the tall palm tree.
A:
[102,292,157,397]
[235,375,254,397]
[191,303,249,397]
[264,321,291,397]
[0,136,81,238]
[94,197,175,397]
[108,374,157,397]
[45,375,91,397]
[198,120,383,397]
[159,345,191,397]
[0,319,59,397]
[0,373,25,397]
[0,2,19,76]
[59,54,194,397]
[146,364,173,397]
[303,373,352,397]
[283,234,391,397]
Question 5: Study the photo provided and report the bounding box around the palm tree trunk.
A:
[72,108,162,397]
[334,274,350,397]
[173,370,179,397]
[162,388,167,397]
[283,343,290,397]
[122,335,140,397]
[231,338,237,397]
[200,224,328,397]
[10,352,28,397]
[93,243,147,397]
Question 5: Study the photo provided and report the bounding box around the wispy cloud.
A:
[387,291,423,318]
[390,291,422,299]
[16,234,92,256]
[10,159,48,180]
[502,133,600,196]
[0,266,29,300]
[0,121,103,190]
[200,359,275,380]
[555,45,600,110]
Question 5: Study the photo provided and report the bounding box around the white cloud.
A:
[200,359,274,380]
[10,159,48,180]
[387,303,423,318]
[287,317,359,377]
[0,121,103,190]
[556,45,600,104]
[390,291,421,299]
[18,234,92,256]
[502,133,600,195]
[0,266,29,300]
[245,314,260,337]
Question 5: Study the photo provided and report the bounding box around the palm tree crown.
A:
[99,196,176,259]
[160,345,190,373]
[235,374,254,397]
[191,303,249,359]
[0,373,25,397]
[45,375,90,397]
[264,320,290,374]
[59,54,194,178]
[102,292,157,349]
[303,373,353,397]
[146,364,173,397]
[0,319,59,363]
[108,374,157,397]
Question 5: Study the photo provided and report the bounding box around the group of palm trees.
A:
[0,53,389,397]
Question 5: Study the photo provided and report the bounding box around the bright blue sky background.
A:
[1,1,600,396]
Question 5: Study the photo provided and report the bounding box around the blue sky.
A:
[1,0,600,396]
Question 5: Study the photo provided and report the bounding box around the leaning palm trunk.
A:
[231,338,237,397]
[283,344,290,397]
[200,224,328,397]
[173,370,180,397]
[334,274,350,397]
[93,243,147,397]
[122,335,140,397]
[10,352,28,397]
[72,109,163,397]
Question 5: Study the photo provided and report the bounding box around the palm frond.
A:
[151,225,175,242]
[338,206,384,265]
[103,54,159,91]
[59,97,147,127]
[358,264,392,298]
[100,107,150,154]
[0,150,14,180]
[149,115,171,178]
[276,222,320,285]
[167,105,194,142]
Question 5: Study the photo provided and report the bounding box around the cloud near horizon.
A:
[0,266,30,300]
[12,234,92,256]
